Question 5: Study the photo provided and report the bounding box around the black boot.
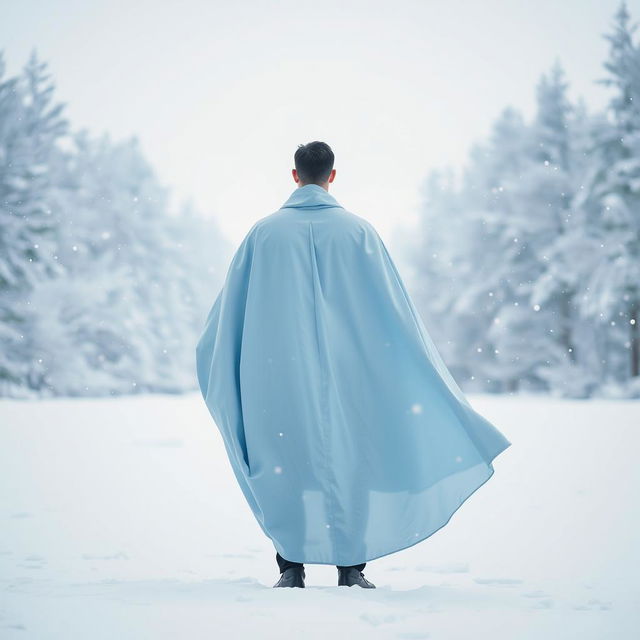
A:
[273,566,306,588]
[337,567,376,588]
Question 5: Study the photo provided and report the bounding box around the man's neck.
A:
[299,182,329,192]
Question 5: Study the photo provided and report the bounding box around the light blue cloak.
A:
[196,183,511,566]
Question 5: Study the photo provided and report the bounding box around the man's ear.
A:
[328,169,336,183]
[292,168,299,184]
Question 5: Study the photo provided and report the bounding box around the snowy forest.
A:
[407,3,640,399]
[0,51,229,397]
[1,4,640,400]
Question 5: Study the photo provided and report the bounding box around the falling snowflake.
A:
[274,466,282,474]
[411,403,422,414]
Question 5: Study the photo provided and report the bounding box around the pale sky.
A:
[1,0,634,249]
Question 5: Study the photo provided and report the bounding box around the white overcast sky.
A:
[1,0,635,247]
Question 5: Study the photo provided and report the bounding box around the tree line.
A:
[408,2,640,398]
[0,50,229,397]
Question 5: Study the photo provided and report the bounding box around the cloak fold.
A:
[196,184,511,566]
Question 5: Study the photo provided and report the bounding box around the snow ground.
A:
[0,393,638,639]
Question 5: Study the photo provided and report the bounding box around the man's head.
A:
[292,141,336,190]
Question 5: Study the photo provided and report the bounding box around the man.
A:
[195,141,511,589]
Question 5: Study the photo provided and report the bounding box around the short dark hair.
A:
[294,141,334,184]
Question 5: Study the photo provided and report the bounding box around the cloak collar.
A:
[280,183,344,210]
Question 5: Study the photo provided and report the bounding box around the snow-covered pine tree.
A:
[456,106,541,393]
[524,61,600,397]
[569,1,640,395]
[529,94,605,397]
[0,49,69,395]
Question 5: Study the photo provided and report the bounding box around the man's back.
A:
[196,181,511,567]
